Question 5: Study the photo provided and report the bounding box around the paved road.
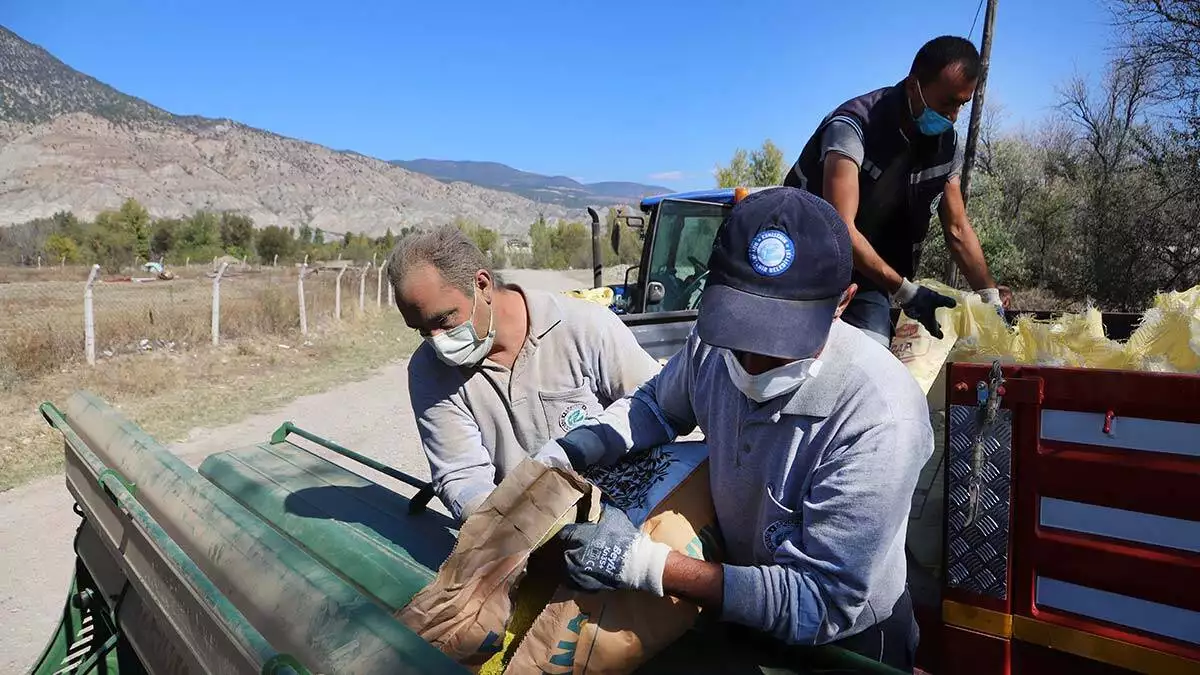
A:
[0,268,597,674]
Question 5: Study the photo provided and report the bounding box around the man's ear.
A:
[834,284,858,320]
[476,269,493,301]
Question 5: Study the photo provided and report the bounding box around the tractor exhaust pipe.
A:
[588,206,602,289]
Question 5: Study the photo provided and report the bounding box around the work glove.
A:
[895,278,957,340]
[557,502,672,597]
[977,287,1005,318]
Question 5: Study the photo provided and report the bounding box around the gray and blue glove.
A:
[557,502,673,597]
[895,278,957,339]
[977,287,1006,318]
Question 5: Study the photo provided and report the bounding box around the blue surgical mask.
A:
[913,81,953,136]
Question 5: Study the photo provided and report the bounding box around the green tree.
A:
[715,149,752,188]
[256,225,295,263]
[116,198,152,259]
[750,139,785,187]
[715,139,786,187]
[150,219,181,257]
[181,211,220,249]
[44,232,81,263]
[314,228,325,246]
[552,220,591,269]
[298,223,313,245]
[85,222,136,273]
[530,214,557,268]
[219,213,255,251]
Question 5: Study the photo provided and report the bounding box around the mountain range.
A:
[389,159,669,210]
[0,25,660,237]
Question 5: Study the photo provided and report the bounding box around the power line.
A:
[968,0,985,40]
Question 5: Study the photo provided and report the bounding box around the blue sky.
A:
[4,0,1114,191]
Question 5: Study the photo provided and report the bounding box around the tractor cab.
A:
[612,187,776,315]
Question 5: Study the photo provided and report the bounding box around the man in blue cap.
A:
[534,187,933,671]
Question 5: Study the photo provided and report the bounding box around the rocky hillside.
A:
[0,26,579,236]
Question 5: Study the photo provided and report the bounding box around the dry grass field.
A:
[1,263,387,382]
[1,262,413,490]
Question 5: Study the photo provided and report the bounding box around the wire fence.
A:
[0,261,394,381]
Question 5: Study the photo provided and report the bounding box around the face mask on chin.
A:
[721,348,822,403]
[912,80,954,136]
[428,289,495,367]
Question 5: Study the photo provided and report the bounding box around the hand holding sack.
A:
[399,443,723,675]
[894,278,958,339]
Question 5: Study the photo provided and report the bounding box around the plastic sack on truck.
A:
[890,280,1200,404]
[563,287,615,308]
[400,442,723,675]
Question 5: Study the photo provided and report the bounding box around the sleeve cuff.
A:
[893,278,919,304]
[721,564,768,629]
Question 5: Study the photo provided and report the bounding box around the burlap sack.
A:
[402,443,722,675]
[396,458,602,671]
[504,442,724,675]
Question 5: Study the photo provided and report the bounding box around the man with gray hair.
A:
[388,224,661,521]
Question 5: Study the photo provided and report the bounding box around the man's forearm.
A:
[661,551,724,610]
[848,226,905,294]
[946,221,995,290]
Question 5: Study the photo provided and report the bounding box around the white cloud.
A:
[649,170,684,181]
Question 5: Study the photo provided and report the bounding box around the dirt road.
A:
[0,268,603,673]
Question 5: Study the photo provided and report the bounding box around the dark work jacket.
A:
[784,83,959,293]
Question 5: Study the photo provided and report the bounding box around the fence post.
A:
[298,264,309,336]
[84,264,100,366]
[376,264,384,308]
[186,257,190,269]
[359,262,371,314]
[212,262,229,346]
[37,255,42,269]
[387,271,394,307]
[273,254,279,267]
[335,267,347,320]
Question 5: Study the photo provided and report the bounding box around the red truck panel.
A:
[944,363,1200,674]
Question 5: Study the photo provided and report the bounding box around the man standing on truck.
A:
[534,187,931,671]
[387,225,661,522]
[784,35,1007,344]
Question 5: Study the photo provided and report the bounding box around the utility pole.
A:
[946,0,996,288]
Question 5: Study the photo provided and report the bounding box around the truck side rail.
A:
[41,401,309,675]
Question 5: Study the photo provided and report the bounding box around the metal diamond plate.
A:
[946,403,1013,600]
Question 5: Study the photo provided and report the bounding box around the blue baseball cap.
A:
[696,187,852,360]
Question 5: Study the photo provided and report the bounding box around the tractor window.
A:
[646,199,730,312]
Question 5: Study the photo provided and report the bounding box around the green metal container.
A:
[198,439,457,611]
[51,391,464,675]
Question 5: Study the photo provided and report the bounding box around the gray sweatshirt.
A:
[554,320,933,645]
[407,287,662,521]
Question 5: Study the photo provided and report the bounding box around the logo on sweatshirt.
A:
[558,403,588,432]
[763,516,803,553]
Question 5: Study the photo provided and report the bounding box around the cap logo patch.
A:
[748,229,795,277]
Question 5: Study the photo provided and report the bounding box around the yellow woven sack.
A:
[563,287,615,307]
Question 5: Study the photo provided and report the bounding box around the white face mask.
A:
[428,290,495,367]
[721,348,822,403]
